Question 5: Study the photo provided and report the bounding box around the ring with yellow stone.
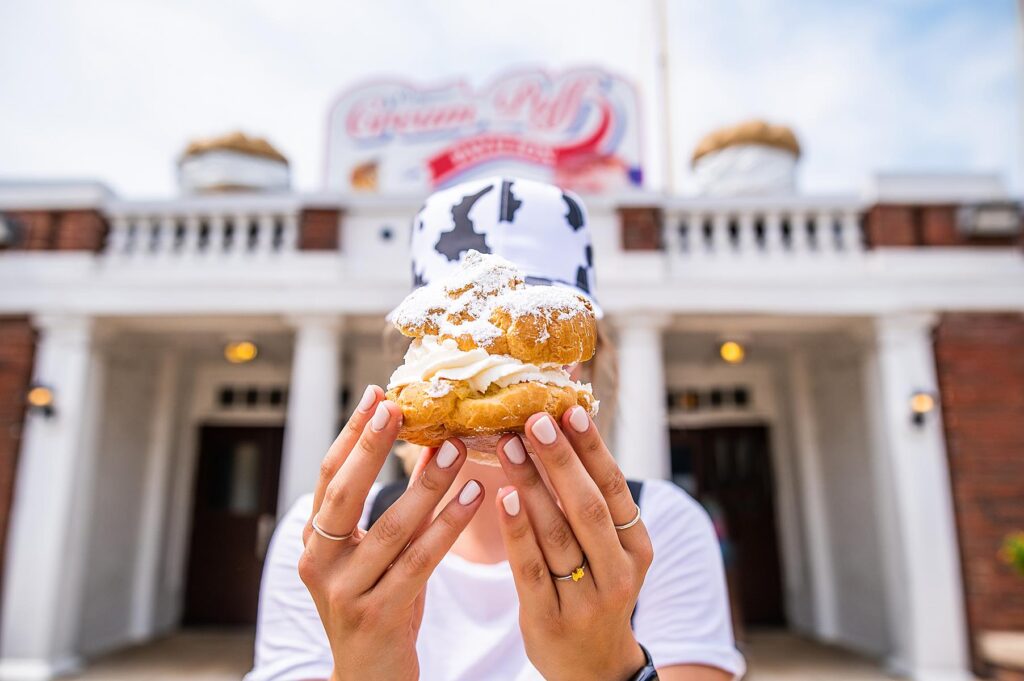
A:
[553,557,588,583]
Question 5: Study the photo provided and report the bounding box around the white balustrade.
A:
[660,199,866,261]
[104,208,299,261]
[100,197,866,277]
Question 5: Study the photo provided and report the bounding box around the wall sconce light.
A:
[719,340,746,364]
[224,340,259,364]
[910,390,937,427]
[26,383,56,418]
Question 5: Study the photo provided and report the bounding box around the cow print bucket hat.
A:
[397,176,601,318]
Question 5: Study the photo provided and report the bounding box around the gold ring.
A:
[552,556,588,583]
[311,513,355,541]
[614,504,642,531]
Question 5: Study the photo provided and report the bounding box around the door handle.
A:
[256,513,276,561]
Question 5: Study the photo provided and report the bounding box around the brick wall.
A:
[866,205,1021,248]
[299,208,341,250]
[617,206,663,251]
[0,318,35,601]
[934,313,1024,669]
[2,210,108,252]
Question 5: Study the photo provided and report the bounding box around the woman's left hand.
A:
[494,406,654,681]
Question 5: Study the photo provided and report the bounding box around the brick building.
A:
[0,125,1022,681]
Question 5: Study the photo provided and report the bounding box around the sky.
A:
[0,0,1020,198]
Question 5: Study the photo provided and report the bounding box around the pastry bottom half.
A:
[386,379,595,463]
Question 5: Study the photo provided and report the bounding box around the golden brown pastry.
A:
[386,250,598,462]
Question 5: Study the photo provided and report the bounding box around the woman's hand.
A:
[494,407,654,681]
[297,385,483,681]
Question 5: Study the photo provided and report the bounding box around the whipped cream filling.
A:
[388,336,594,399]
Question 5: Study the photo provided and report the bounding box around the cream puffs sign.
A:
[325,67,644,194]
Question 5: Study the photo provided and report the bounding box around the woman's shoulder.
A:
[278,482,385,540]
[636,479,716,545]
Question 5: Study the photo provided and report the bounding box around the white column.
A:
[864,314,970,681]
[766,367,812,633]
[130,350,180,641]
[612,313,671,480]
[788,350,840,641]
[0,316,103,680]
[279,315,343,516]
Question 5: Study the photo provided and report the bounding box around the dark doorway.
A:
[671,425,786,626]
[184,425,284,625]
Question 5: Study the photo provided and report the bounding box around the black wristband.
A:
[629,643,658,681]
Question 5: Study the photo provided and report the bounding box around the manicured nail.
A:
[502,490,521,517]
[503,436,527,464]
[568,406,590,433]
[531,415,557,445]
[459,480,481,505]
[436,440,460,469]
[370,402,390,432]
[356,385,377,413]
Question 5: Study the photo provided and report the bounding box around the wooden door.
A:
[670,425,786,626]
[184,425,283,625]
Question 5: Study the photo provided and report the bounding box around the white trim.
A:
[0,656,81,681]
[2,248,1022,317]
[764,368,813,635]
[788,351,841,641]
[129,351,180,640]
[0,181,111,210]
[664,361,809,631]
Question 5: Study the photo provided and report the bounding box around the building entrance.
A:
[183,425,283,625]
[670,425,786,627]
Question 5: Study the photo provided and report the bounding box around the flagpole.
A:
[654,0,675,195]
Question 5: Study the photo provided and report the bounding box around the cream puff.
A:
[386,250,598,461]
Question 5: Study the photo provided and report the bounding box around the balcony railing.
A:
[661,200,866,259]
[98,196,868,272]
[104,208,299,260]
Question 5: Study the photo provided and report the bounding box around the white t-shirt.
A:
[245,479,746,681]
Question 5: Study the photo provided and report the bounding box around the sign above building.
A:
[325,67,644,195]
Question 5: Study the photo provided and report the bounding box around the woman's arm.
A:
[658,665,733,681]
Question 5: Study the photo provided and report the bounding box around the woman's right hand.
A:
[298,385,483,681]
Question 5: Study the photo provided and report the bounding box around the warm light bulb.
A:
[26,385,54,408]
[225,341,259,364]
[910,391,935,415]
[719,341,745,364]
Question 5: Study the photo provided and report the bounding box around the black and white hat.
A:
[405,176,601,316]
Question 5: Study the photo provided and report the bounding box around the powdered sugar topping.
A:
[390,250,592,345]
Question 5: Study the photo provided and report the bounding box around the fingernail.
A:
[458,480,481,505]
[568,406,590,433]
[530,415,557,445]
[356,385,377,413]
[370,402,390,432]
[502,490,520,517]
[436,439,459,469]
[503,436,527,464]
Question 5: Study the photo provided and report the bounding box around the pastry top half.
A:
[387,250,598,449]
[390,250,596,365]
